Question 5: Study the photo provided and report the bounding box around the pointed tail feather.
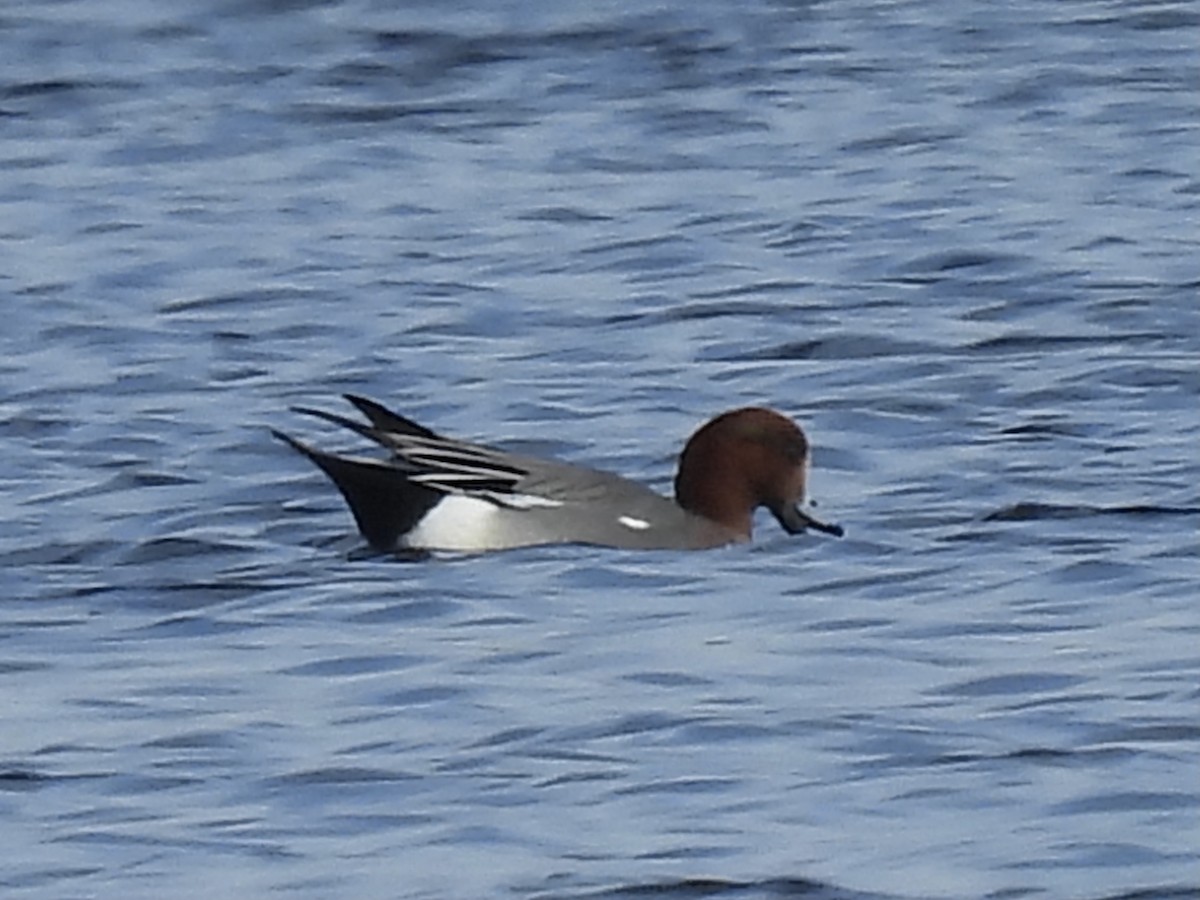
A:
[344,395,441,439]
[272,430,439,551]
[291,406,383,444]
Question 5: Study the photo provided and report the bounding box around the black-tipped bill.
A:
[774,503,845,538]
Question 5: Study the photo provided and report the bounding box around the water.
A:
[2,1,1198,898]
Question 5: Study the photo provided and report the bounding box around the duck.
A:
[273,395,843,552]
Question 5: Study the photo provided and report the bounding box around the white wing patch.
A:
[488,492,564,510]
[618,515,651,531]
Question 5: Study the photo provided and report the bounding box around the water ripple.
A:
[1,1,1197,898]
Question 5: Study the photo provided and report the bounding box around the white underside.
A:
[402,493,664,551]
[404,494,503,551]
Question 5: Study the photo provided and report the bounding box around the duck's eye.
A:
[775,436,807,463]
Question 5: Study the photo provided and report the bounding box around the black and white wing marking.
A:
[388,435,556,507]
[292,400,562,510]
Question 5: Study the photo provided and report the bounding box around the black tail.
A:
[344,395,441,439]
[272,430,439,551]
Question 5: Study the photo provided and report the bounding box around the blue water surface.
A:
[2,1,1198,898]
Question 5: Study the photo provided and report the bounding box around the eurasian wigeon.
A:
[273,395,843,552]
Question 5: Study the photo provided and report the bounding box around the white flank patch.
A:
[406,494,500,551]
[618,515,651,531]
